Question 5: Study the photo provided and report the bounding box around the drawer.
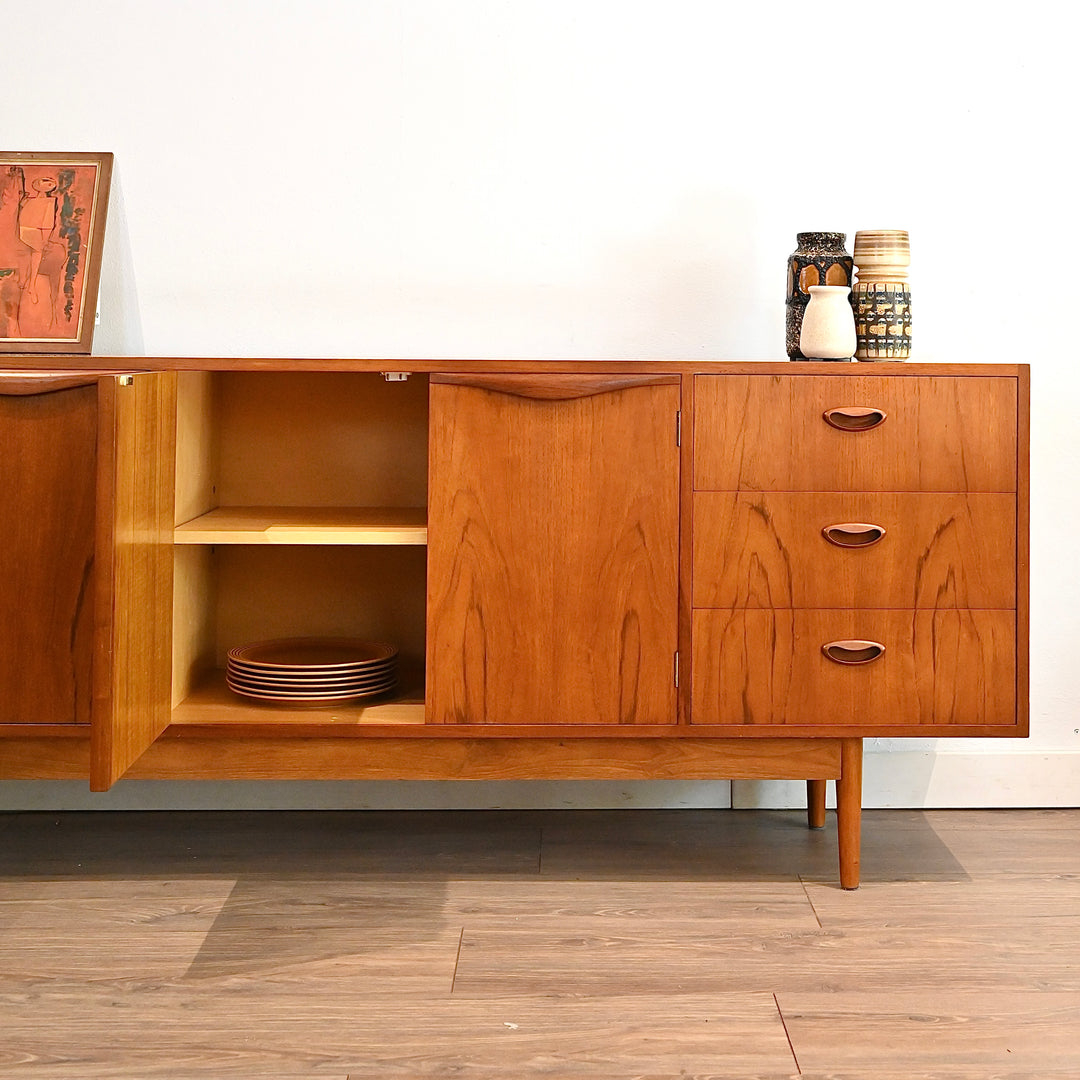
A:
[694,375,1017,491]
[693,492,1016,609]
[691,609,1016,729]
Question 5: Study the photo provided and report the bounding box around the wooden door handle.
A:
[822,640,886,665]
[0,373,99,396]
[430,373,680,400]
[822,522,886,547]
[823,406,887,431]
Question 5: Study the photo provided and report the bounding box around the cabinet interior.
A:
[171,371,429,725]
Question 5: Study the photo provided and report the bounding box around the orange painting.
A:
[0,152,112,353]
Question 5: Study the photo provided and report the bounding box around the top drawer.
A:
[694,375,1018,492]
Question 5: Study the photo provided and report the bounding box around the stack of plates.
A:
[226,638,398,706]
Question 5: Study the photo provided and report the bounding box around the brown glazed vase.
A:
[786,232,854,359]
[853,230,911,360]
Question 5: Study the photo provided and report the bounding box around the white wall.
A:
[3,0,1076,809]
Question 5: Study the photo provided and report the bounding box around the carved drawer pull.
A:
[823,406,887,431]
[0,374,99,396]
[822,640,886,665]
[822,522,886,548]
[430,373,679,400]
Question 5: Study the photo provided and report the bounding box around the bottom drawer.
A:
[691,609,1016,730]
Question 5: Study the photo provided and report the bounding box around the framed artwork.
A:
[0,151,113,354]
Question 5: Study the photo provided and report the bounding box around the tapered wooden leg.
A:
[836,738,863,889]
[807,779,827,829]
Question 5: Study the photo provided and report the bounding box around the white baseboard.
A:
[0,779,735,812]
[733,750,1080,809]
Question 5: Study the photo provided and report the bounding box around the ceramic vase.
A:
[786,232,853,359]
[852,230,911,360]
[800,285,856,360]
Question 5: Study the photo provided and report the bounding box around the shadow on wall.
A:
[93,164,144,355]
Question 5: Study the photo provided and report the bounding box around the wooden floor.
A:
[1,807,1078,1079]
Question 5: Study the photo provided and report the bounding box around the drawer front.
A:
[693,492,1016,609]
[691,609,1016,729]
[694,375,1017,492]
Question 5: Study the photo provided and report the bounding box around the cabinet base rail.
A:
[0,735,864,888]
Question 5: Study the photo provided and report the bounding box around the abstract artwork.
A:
[0,152,113,354]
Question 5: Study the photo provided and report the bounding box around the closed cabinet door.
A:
[0,371,175,788]
[427,373,681,726]
[1,375,99,729]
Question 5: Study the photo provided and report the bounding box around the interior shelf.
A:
[175,506,428,545]
[171,668,426,727]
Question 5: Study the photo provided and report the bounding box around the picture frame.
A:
[1,151,113,354]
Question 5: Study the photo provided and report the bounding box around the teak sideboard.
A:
[0,359,1029,888]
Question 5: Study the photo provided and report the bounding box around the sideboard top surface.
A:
[1,357,1030,377]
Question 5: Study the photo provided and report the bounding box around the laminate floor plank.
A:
[451,922,1080,995]
[804,874,1080,929]
[0,877,239,900]
[2,808,1079,1077]
[795,1073,1080,1080]
[0,810,544,878]
[918,820,1080,877]
[443,878,821,929]
[1,880,459,933]
[0,896,241,932]
[778,991,1080,1073]
[0,926,462,986]
[913,809,1080,831]
[537,809,968,882]
[0,878,816,935]
[0,992,794,1079]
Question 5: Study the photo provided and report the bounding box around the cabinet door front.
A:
[0,375,98,726]
[428,374,681,726]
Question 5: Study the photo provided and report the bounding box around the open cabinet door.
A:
[90,371,176,790]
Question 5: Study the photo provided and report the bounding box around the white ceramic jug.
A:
[799,285,856,360]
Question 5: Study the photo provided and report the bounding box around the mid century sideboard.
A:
[0,359,1029,888]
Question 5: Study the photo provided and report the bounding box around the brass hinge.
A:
[117,375,134,387]
[674,651,680,688]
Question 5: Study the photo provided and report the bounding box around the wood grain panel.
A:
[174,505,427,544]
[693,491,1016,609]
[694,374,1018,491]
[210,544,428,669]
[428,378,680,725]
[90,373,176,789]
[692,609,1016,729]
[0,733,842,781]
[124,736,841,781]
[0,380,98,725]
[215,371,429,508]
[1016,365,1031,739]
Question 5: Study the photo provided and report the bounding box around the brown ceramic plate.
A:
[226,638,397,672]
[226,677,397,707]
[227,653,396,680]
[225,666,398,691]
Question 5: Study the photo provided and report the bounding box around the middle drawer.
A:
[693,491,1016,609]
